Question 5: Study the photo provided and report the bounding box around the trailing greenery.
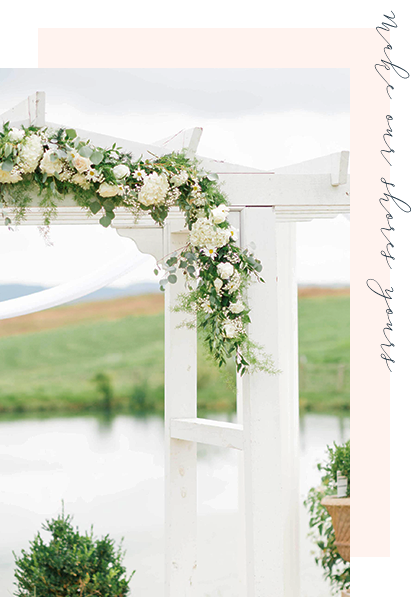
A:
[0,122,270,375]
[13,509,134,596]
[304,441,351,595]
[0,294,349,415]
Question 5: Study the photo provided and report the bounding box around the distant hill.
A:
[0,282,160,304]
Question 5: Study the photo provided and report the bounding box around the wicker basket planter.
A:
[321,496,350,562]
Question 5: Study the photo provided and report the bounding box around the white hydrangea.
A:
[39,149,63,177]
[189,217,231,250]
[0,166,22,184]
[229,299,245,314]
[171,170,189,187]
[217,262,234,280]
[138,172,169,206]
[226,271,241,293]
[98,182,122,198]
[19,134,43,173]
[9,128,25,143]
[211,204,229,224]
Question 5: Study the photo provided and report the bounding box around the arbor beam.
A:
[170,418,244,451]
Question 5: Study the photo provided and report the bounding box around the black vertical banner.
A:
[368,10,402,372]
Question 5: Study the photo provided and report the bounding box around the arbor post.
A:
[164,225,198,596]
[241,208,300,597]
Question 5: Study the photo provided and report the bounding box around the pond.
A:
[0,412,349,597]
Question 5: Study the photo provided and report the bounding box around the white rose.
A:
[229,300,245,314]
[72,153,92,174]
[113,164,130,179]
[39,149,63,176]
[211,204,229,224]
[98,182,122,198]
[171,170,189,187]
[9,128,25,143]
[217,262,234,280]
[223,322,238,338]
[214,279,223,291]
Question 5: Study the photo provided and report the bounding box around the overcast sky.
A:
[0,68,350,289]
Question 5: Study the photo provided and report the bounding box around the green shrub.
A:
[13,511,134,596]
[304,440,350,595]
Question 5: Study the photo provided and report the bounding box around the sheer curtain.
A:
[0,250,146,320]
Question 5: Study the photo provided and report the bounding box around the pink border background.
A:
[38,28,391,557]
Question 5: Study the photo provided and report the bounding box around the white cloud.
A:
[0,69,350,289]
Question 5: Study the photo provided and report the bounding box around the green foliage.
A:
[91,372,114,410]
[0,123,270,375]
[304,441,351,595]
[0,295,349,415]
[13,510,134,597]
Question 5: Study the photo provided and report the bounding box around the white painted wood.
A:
[170,418,243,450]
[0,91,45,127]
[152,127,203,157]
[330,151,349,186]
[46,121,172,162]
[237,373,247,597]
[241,208,300,597]
[164,227,198,597]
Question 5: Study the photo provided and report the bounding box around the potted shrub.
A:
[305,440,350,596]
[13,509,135,596]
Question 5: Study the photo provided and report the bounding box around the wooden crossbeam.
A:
[170,417,244,450]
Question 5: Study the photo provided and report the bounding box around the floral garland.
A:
[0,123,273,375]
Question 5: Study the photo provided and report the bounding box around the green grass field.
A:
[0,294,349,415]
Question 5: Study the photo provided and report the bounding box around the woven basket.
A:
[321,496,350,562]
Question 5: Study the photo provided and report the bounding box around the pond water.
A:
[0,412,349,596]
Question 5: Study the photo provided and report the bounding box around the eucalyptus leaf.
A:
[1,160,14,172]
[103,200,115,211]
[90,151,104,165]
[66,128,77,140]
[168,274,178,284]
[99,215,112,228]
[79,145,93,158]
[4,144,12,158]
[89,201,101,215]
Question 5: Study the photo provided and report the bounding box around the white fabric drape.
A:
[0,250,146,321]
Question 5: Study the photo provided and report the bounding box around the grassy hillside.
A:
[0,292,349,415]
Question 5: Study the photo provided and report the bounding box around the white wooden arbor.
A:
[1,92,350,597]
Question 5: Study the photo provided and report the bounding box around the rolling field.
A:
[0,289,349,415]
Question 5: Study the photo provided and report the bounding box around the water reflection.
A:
[0,412,349,596]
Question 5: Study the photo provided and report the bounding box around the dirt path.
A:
[0,286,349,338]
